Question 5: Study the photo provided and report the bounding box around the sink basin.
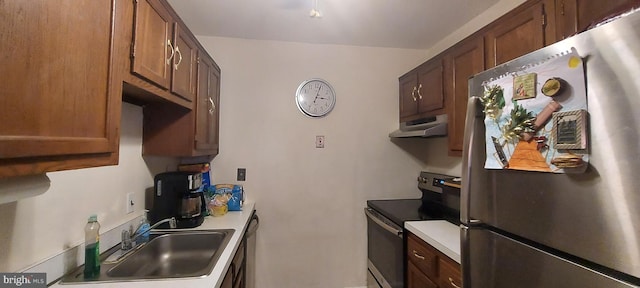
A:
[60,229,234,283]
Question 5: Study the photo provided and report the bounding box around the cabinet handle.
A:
[448,277,461,288]
[166,39,175,65]
[208,97,215,114]
[412,250,425,260]
[411,86,417,101]
[174,46,183,70]
[417,83,423,100]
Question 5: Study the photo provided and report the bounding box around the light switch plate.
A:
[237,168,246,181]
[126,192,135,214]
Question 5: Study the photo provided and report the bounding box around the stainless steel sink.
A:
[60,229,234,283]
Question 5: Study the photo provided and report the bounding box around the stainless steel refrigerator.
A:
[461,8,640,288]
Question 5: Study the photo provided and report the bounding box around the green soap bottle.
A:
[83,214,101,279]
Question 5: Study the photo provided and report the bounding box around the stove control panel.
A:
[417,172,458,193]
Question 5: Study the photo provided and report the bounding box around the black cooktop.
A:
[367,199,428,225]
[367,199,460,227]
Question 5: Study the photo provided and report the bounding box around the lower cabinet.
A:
[408,261,438,288]
[407,232,462,288]
[221,269,234,288]
[221,237,246,288]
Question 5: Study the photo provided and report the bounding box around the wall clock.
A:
[295,78,336,118]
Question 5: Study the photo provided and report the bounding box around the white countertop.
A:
[405,220,461,264]
[52,202,256,288]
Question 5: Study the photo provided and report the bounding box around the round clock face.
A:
[295,79,336,118]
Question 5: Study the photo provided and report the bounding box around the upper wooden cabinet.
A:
[130,0,197,105]
[171,23,199,102]
[399,59,445,122]
[0,0,120,177]
[142,53,221,157]
[555,0,640,41]
[125,0,221,158]
[485,2,546,68]
[195,55,221,154]
[407,232,462,288]
[397,0,640,157]
[132,0,173,89]
[445,37,485,156]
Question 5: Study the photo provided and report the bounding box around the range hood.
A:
[388,114,448,138]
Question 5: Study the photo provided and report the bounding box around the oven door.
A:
[365,207,404,288]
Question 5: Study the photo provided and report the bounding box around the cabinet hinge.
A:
[131,44,136,58]
[541,12,546,27]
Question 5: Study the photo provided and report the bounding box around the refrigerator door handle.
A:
[461,95,482,225]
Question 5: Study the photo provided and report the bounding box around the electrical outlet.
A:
[237,168,246,181]
[316,135,325,148]
[126,192,135,214]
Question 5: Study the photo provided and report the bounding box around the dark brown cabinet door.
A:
[132,0,173,89]
[438,258,463,288]
[221,268,234,288]
[407,261,438,288]
[0,0,119,177]
[399,59,445,122]
[416,59,445,115]
[556,0,640,40]
[171,23,198,102]
[399,73,419,121]
[445,37,485,156]
[195,55,220,155]
[485,2,545,67]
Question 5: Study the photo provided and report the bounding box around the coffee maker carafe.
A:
[149,171,206,228]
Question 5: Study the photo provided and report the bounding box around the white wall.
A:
[0,103,177,272]
[197,1,528,286]
[198,36,427,288]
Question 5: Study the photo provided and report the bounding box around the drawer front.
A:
[438,257,462,288]
[407,261,438,288]
[407,233,438,279]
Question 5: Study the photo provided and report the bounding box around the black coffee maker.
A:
[149,171,206,228]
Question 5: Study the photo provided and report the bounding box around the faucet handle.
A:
[169,217,177,229]
[121,230,132,250]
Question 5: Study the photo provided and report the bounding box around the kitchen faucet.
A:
[121,217,177,251]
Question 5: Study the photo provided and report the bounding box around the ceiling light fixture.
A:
[310,0,321,18]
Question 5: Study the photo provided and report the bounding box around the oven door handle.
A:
[365,208,403,238]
